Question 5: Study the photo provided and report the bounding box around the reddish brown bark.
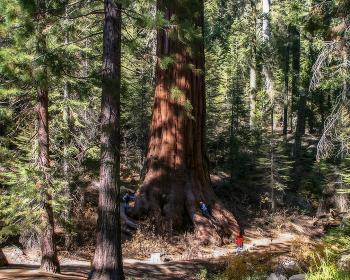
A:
[88,1,124,279]
[133,0,239,246]
[37,86,60,273]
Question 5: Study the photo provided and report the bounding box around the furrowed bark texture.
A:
[133,0,239,246]
[37,86,60,273]
[89,1,124,279]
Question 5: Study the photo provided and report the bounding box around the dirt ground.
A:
[0,215,324,280]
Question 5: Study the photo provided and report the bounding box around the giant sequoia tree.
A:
[133,0,239,245]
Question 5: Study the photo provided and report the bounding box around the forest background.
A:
[0,0,350,277]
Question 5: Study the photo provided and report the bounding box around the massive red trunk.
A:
[133,0,239,245]
[88,1,124,279]
[37,86,60,273]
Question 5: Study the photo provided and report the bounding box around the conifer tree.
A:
[0,0,104,271]
[88,0,124,279]
[133,0,239,245]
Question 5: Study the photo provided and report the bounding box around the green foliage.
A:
[0,0,104,243]
[171,87,184,99]
[307,253,350,280]
[0,0,349,260]
[304,221,350,280]
[323,219,350,255]
[223,252,276,280]
[159,55,175,70]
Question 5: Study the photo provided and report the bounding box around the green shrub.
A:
[307,252,350,280]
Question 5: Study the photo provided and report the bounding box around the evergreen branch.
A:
[77,20,104,38]
[68,0,89,6]
[12,109,36,136]
[32,32,103,62]
[0,79,18,87]
[13,217,25,226]
[62,67,103,79]
[121,64,154,78]
[122,10,144,22]
[63,54,101,63]
[68,10,104,19]
[67,0,102,13]
[45,0,101,17]
[73,142,100,161]
[121,7,144,17]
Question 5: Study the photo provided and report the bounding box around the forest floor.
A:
[0,172,327,280]
[0,220,324,280]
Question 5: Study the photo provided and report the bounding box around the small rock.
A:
[340,254,350,268]
[163,255,173,262]
[289,274,306,280]
[266,273,279,280]
[266,273,287,280]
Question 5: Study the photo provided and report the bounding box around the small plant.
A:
[305,219,350,279]
[122,224,171,259]
[196,269,208,280]
[223,251,277,280]
[307,252,350,280]
[122,221,203,260]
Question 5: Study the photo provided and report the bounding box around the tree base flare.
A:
[40,257,60,274]
[88,268,124,280]
[133,180,240,246]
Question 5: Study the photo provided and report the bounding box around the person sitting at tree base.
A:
[123,193,135,214]
[199,201,217,224]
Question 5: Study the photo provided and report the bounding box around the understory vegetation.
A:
[193,221,350,280]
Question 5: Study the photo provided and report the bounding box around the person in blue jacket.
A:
[123,193,135,214]
[200,201,216,223]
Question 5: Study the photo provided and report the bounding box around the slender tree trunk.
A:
[335,78,349,212]
[320,89,325,131]
[262,0,270,41]
[230,83,235,181]
[133,0,239,246]
[290,25,300,132]
[262,0,273,127]
[37,86,60,273]
[294,90,306,185]
[35,6,60,271]
[89,0,124,279]
[271,94,275,211]
[63,5,72,250]
[283,25,290,137]
[249,0,257,128]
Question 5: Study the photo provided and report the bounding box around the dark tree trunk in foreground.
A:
[89,1,124,279]
[37,86,60,273]
[133,0,239,246]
